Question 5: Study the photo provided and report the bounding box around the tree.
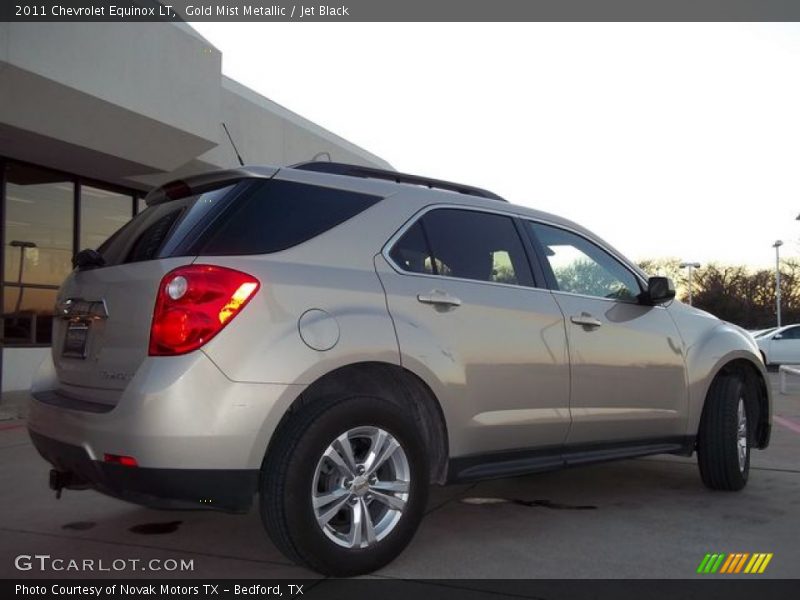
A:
[637,258,800,329]
[555,259,637,301]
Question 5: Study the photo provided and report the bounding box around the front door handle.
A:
[570,314,602,328]
[417,290,462,308]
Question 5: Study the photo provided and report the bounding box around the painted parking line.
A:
[0,423,25,432]
[773,415,800,435]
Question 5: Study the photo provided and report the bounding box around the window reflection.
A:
[80,184,133,250]
[4,163,74,287]
[2,163,74,345]
[529,222,641,301]
[2,286,57,345]
[2,162,142,346]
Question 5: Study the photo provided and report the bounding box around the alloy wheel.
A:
[737,397,748,472]
[311,426,410,549]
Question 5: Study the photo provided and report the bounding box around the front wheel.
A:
[697,374,752,491]
[260,394,429,576]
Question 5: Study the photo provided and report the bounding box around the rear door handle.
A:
[570,314,602,328]
[417,290,462,308]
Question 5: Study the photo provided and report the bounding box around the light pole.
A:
[773,240,783,328]
[9,240,36,315]
[679,262,701,305]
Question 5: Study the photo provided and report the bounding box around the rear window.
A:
[198,180,381,255]
[97,184,235,267]
[93,179,381,266]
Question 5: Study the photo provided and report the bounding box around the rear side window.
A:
[199,180,381,255]
[389,222,435,275]
[779,326,800,340]
[390,209,534,287]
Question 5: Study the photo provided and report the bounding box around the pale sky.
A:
[193,23,800,269]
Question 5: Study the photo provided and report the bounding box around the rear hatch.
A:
[50,165,383,406]
[51,176,261,406]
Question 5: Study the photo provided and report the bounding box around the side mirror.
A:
[773,333,783,340]
[642,276,676,305]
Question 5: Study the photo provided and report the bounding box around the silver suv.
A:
[28,162,771,576]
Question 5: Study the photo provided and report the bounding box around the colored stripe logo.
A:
[697,553,773,574]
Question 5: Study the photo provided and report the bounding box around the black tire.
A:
[260,393,429,576]
[696,373,752,491]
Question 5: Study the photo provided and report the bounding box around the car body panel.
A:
[374,254,571,457]
[665,302,771,439]
[552,293,688,444]
[51,256,194,405]
[29,350,304,470]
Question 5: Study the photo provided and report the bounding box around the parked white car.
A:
[757,325,800,365]
[750,328,777,339]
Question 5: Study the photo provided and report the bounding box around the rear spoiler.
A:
[143,166,279,206]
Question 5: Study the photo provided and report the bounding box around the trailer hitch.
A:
[49,469,89,499]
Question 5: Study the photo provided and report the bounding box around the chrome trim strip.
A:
[549,289,665,309]
[56,298,109,320]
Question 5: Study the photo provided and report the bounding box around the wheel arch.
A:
[263,361,450,484]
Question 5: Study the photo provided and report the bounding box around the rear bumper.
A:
[27,351,306,510]
[30,431,257,512]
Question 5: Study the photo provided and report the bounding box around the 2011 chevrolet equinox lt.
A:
[28,162,772,576]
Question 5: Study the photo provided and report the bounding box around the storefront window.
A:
[2,287,58,345]
[80,184,134,250]
[1,161,141,346]
[3,163,74,345]
[4,163,74,286]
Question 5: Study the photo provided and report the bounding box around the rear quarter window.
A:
[198,180,381,255]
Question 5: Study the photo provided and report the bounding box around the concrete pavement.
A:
[1,374,797,580]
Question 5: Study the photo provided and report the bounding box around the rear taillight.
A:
[149,265,260,356]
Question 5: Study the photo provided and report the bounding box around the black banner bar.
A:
[4,0,800,22]
[4,580,800,600]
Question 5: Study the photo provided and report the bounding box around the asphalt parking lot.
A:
[0,373,798,582]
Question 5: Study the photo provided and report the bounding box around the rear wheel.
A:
[260,394,429,576]
[697,374,752,491]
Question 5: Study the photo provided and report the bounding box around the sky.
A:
[192,23,800,269]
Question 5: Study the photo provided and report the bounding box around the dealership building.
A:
[0,22,390,395]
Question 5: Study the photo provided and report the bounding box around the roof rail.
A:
[290,161,507,202]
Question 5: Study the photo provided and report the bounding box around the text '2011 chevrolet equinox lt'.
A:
[28,162,771,576]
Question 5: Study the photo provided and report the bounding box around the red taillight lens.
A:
[149,265,260,356]
[104,453,138,467]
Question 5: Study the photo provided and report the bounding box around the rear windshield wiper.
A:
[72,249,106,270]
